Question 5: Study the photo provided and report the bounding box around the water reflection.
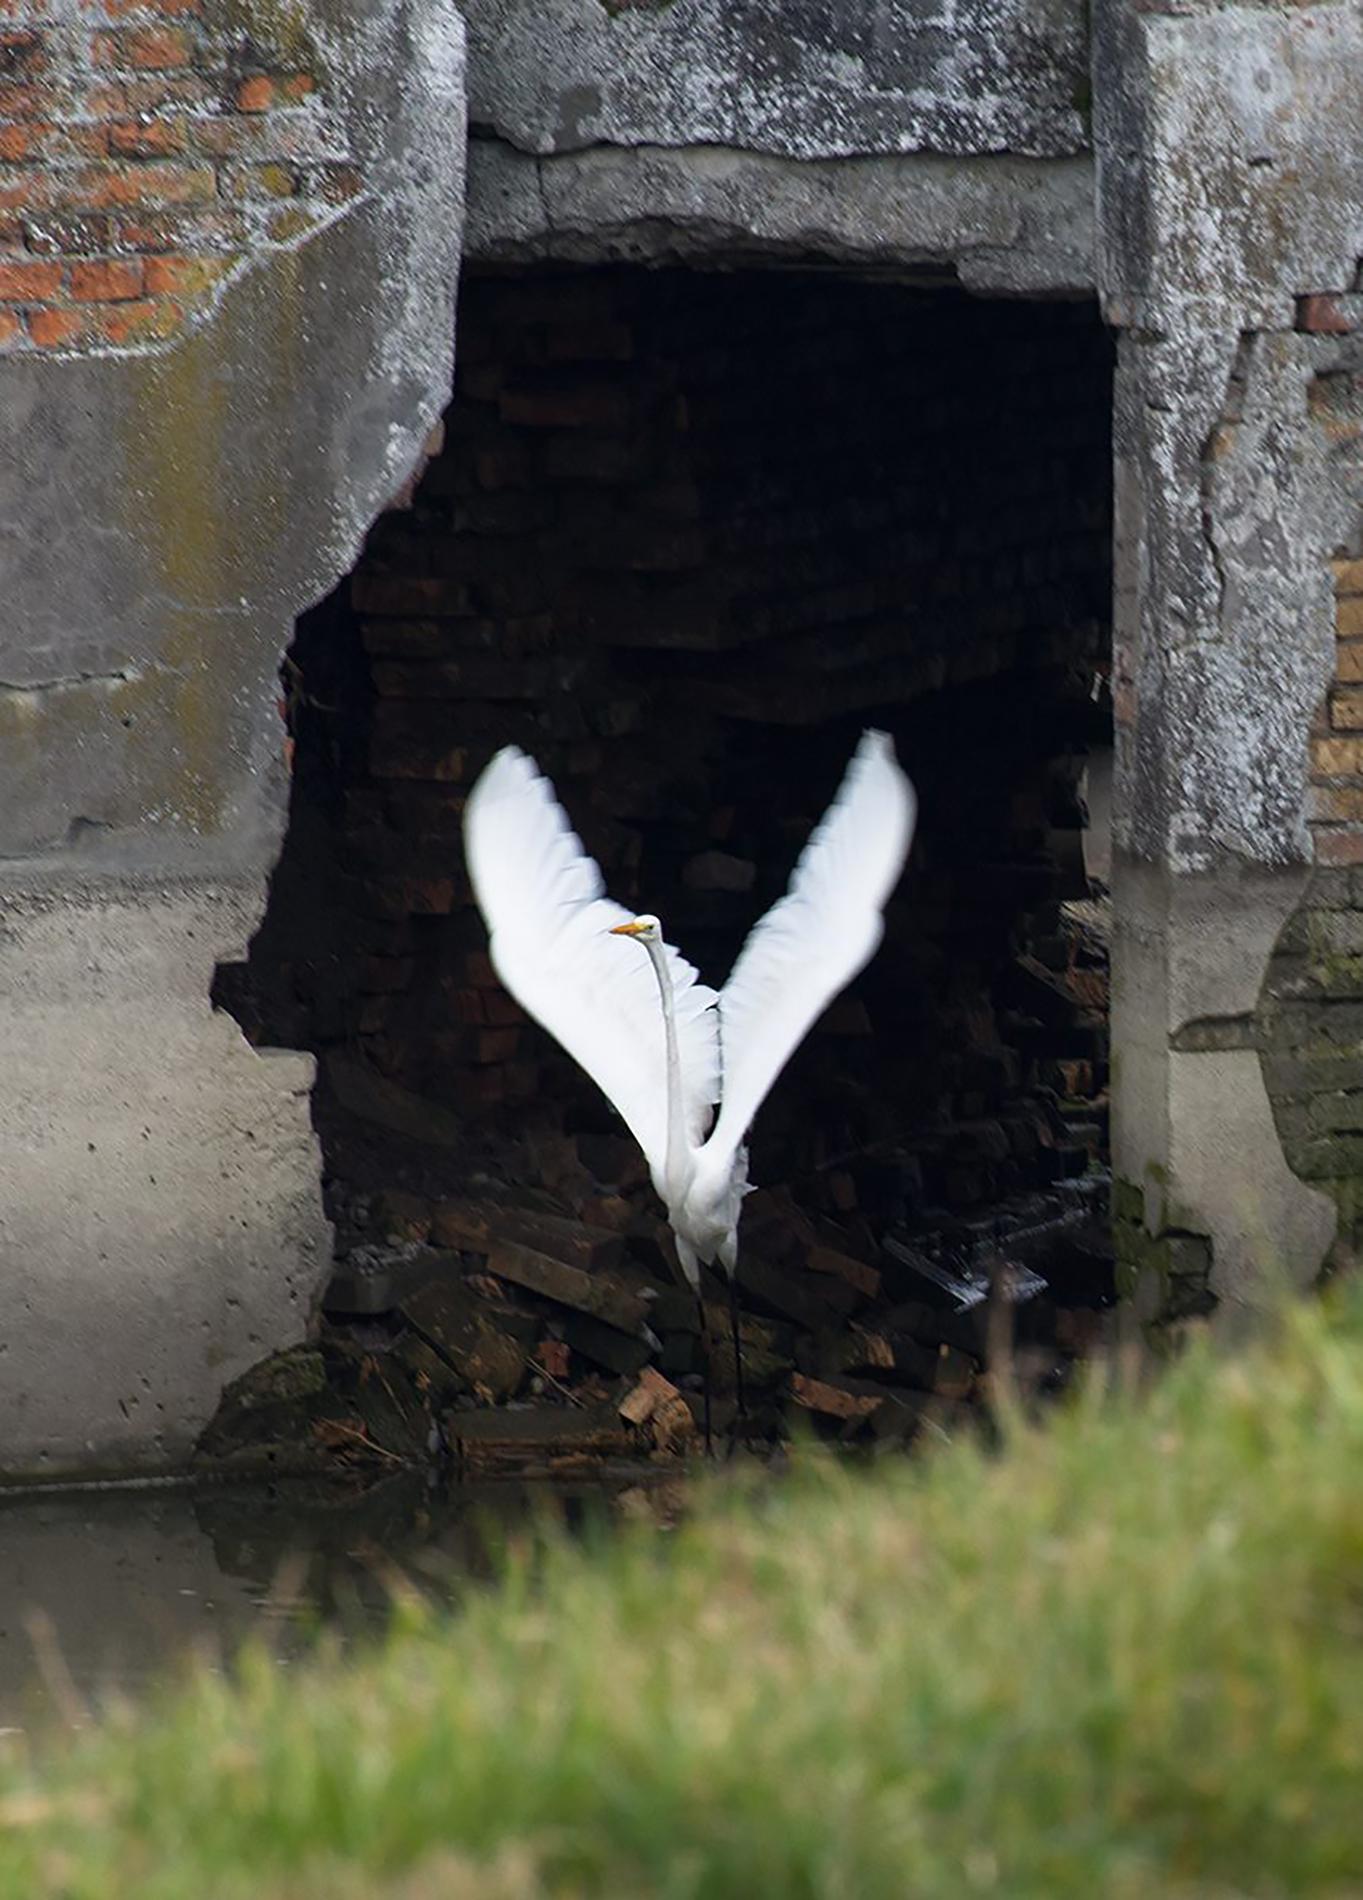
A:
[0,1473,653,1730]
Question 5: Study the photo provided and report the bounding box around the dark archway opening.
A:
[216,264,1115,1446]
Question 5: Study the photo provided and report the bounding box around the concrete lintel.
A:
[466,139,1097,295]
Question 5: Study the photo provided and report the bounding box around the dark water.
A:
[0,1473,659,1731]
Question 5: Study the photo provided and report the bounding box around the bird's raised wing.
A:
[463,747,720,1182]
[702,729,915,1178]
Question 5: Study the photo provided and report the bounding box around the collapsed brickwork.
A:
[218,267,1113,1369]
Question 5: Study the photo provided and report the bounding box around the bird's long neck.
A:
[644,935,690,1196]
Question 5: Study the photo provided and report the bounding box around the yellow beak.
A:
[610,920,648,937]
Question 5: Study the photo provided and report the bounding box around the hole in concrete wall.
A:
[215,264,1117,1419]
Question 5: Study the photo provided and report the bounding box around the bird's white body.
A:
[462,731,916,1295]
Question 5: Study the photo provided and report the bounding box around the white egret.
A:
[462,729,916,1444]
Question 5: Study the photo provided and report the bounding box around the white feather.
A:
[698,729,916,1193]
[462,746,721,1190]
[462,731,915,1287]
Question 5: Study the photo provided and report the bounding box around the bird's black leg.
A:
[695,1292,713,1456]
[728,1273,746,1453]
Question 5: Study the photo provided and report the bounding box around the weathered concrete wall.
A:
[461,0,1094,292]
[461,0,1090,160]
[1095,0,1363,1328]
[466,140,1095,294]
[0,0,465,1476]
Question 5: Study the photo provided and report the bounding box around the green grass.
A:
[6,1289,1363,1899]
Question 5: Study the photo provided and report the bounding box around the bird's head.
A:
[610,913,662,944]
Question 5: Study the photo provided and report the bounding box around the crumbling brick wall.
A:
[0,0,358,353]
[232,263,1114,1245]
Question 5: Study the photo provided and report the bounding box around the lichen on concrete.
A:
[460,0,1090,162]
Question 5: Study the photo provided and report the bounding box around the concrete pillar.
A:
[0,0,464,1477]
[1095,0,1363,1332]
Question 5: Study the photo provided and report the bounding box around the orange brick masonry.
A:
[0,0,360,353]
[1309,559,1363,865]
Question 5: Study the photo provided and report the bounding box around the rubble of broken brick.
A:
[203,885,1113,1478]
[198,1153,1114,1481]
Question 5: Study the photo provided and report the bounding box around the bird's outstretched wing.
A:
[702,729,915,1180]
[463,747,720,1181]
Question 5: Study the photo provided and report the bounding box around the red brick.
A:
[1332,557,1363,597]
[93,73,211,114]
[23,212,109,254]
[113,207,244,251]
[109,116,186,156]
[222,160,297,201]
[92,25,191,68]
[27,304,83,347]
[318,163,361,205]
[1296,293,1356,336]
[70,255,143,301]
[51,124,110,159]
[1337,640,1363,684]
[535,1340,571,1381]
[0,79,49,117]
[185,113,266,158]
[73,160,214,208]
[0,257,59,296]
[93,294,180,343]
[0,307,20,346]
[234,73,274,111]
[0,123,39,159]
[0,30,44,72]
[1313,826,1363,866]
[0,171,53,214]
[1338,596,1363,638]
[143,251,227,293]
[83,81,128,114]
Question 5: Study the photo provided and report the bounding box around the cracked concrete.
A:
[1097,0,1363,1317]
[466,137,1096,292]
